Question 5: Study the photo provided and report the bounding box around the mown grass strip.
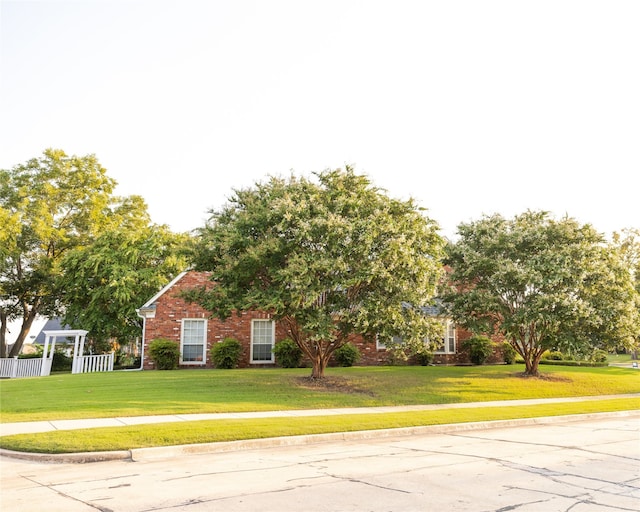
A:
[2,365,639,423]
[2,398,637,454]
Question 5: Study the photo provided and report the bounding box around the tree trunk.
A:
[310,352,329,379]
[511,337,540,377]
[523,356,540,377]
[0,309,7,358]
[8,309,37,357]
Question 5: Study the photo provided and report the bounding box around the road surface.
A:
[1,413,638,511]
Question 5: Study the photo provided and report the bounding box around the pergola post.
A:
[41,330,89,376]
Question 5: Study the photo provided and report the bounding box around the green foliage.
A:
[589,349,609,363]
[502,342,517,364]
[60,226,190,345]
[539,349,609,366]
[333,343,360,367]
[148,339,180,370]
[539,360,608,367]
[444,211,640,376]
[52,349,73,372]
[462,335,494,365]
[415,349,434,366]
[189,167,445,378]
[17,353,41,359]
[1,149,151,357]
[272,338,303,368]
[210,338,242,369]
[386,348,409,366]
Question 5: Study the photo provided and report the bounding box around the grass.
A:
[2,398,637,454]
[607,353,637,364]
[1,365,639,423]
[1,365,638,453]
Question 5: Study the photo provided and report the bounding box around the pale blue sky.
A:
[1,0,638,239]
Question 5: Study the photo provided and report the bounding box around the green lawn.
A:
[2,364,638,423]
[607,353,638,364]
[2,398,636,454]
[1,365,638,454]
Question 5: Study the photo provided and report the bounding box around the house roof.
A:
[33,318,73,344]
[136,270,447,319]
[420,298,446,316]
[136,271,190,319]
[138,271,188,309]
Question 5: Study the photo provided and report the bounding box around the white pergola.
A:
[41,329,89,376]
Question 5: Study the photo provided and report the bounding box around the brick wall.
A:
[142,271,288,369]
[142,271,505,369]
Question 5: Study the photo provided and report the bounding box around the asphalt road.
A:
[1,413,639,512]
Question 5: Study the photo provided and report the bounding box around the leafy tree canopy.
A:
[189,167,445,378]
[612,228,640,293]
[0,149,151,356]
[59,226,191,348]
[443,211,640,376]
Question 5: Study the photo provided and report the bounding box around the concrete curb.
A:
[0,448,131,463]
[2,410,638,464]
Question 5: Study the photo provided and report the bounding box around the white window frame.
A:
[434,319,456,354]
[251,319,275,364]
[377,335,404,350]
[180,319,207,365]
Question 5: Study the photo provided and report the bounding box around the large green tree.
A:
[613,228,640,293]
[611,228,640,356]
[189,167,445,378]
[443,211,640,376]
[59,226,191,351]
[0,149,150,357]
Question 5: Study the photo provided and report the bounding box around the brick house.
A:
[137,270,501,369]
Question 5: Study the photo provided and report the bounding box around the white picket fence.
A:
[0,352,115,378]
[0,357,43,379]
[74,353,114,374]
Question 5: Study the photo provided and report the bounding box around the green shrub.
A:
[502,342,517,364]
[386,347,408,366]
[272,338,303,368]
[462,335,494,365]
[543,350,564,361]
[333,343,360,367]
[210,338,242,369]
[148,339,180,370]
[50,352,72,372]
[539,359,608,367]
[415,349,434,366]
[589,349,609,363]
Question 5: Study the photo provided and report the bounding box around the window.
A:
[251,319,275,363]
[434,320,456,354]
[181,319,206,364]
[377,335,403,350]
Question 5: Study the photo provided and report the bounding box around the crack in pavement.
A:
[491,497,551,511]
[21,474,115,512]
[498,459,639,495]
[136,482,330,511]
[160,461,301,481]
[447,431,640,463]
[500,485,640,512]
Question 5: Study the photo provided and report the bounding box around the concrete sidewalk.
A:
[2,393,638,437]
[1,394,638,463]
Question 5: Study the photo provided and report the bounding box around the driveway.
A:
[1,413,638,511]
